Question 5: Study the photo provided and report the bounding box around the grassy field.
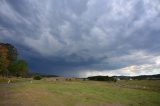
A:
[0,78,160,106]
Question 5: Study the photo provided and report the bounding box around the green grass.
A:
[0,78,160,106]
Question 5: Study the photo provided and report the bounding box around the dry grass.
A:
[0,78,160,106]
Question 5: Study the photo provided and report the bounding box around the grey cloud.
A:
[0,0,160,76]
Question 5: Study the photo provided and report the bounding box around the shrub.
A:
[33,75,42,80]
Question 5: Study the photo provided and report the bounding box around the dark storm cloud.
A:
[0,0,160,77]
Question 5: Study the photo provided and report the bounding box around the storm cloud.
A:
[0,0,160,77]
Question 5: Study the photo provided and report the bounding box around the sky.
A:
[0,0,160,77]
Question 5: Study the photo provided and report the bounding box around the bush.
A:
[33,75,42,80]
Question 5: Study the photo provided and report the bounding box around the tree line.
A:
[0,43,28,77]
[88,76,117,82]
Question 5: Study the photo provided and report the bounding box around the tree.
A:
[33,74,42,80]
[88,76,117,82]
[5,43,17,63]
[0,44,10,77]
[8,60,28,77]
[0,43,28,77]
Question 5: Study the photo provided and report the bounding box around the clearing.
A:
[0,78,160,106]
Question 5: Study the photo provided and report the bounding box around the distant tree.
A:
[33,74,42,80]
[88,76,117,82]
